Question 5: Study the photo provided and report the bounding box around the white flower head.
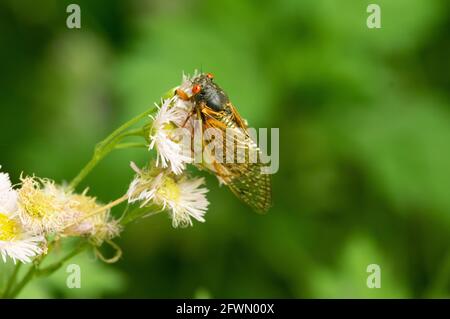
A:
[165,176,209,228]
[0,218,45,264]
[0,169,18,213]
[149,97,193,175]
[127,163,209,228]
[16,176,71,235]
[62,191,122,246]
[0,168,45,264]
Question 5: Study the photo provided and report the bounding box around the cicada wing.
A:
[226,160,272,213]
[199,105,272,213]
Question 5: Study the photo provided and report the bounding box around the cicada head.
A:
[191,73,230,112]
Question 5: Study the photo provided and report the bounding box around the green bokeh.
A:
[0,0,449,298]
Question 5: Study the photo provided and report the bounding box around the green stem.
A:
[69,108,154,190]
[119,127,147,138]
[8,241,88,298]
[2,262,22,298]
[120,205,162,225]
[8,262,39,299]
[37,242,88,277]
[115,142,148,150]
[68,155,100,192]
[97,109,153,149]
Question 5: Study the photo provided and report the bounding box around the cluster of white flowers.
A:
[128,73,211,228]
[1,73,212,264]
[0,167,121,264]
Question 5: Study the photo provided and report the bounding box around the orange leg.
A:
[176,88,190,101]
[175,88,194,128]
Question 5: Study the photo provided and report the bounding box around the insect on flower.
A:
[175,72,272,213]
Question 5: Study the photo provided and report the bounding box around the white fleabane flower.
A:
[127,163,160,207]
[127,163,209,228]
[62,192,122,246]
[149,97,193,175]
[165,176,209,228]
[0,169,44,264]
[0,170,18,213]
[0,219,45,264]
[16,177,69,235]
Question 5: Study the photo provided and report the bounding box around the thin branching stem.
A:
[68,108,154,190]
[115,142,148,150]
[2,262,22,298]
[7,241,88,298]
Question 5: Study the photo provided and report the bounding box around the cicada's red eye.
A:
[206,73,214,79]
[192,84,202,95]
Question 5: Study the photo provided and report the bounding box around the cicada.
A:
[175,72,271,213]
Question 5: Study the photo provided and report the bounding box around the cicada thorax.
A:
[180,73,272,213]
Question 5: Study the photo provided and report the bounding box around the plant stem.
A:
[119,127,147,138]
[68,108,154,190]
[8,241,88,298]
[115,142,148,150]
[68,155,99,191]
[120,205,162,225]
[7,262,39,298]
[37,242,88,277]
[63,195,129,230]
[7,241,54,298]
[2,262,22,298]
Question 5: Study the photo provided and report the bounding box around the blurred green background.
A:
[0,0,449,298]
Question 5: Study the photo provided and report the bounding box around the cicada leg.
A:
[175,88,190,101]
